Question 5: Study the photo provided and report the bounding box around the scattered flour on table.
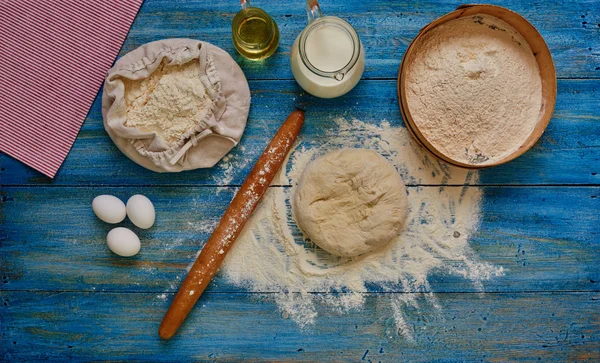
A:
[157,293,168,301]
[187,219,219,234]
[191,117,503,339]
[214,145,249,194]
[405,14,542,165]
[185,216,218,272]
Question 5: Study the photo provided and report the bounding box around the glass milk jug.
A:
[290,0,365,98]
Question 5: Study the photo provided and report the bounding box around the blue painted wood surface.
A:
[1,0,599,360]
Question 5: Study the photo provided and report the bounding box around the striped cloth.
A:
[0,0,144,178]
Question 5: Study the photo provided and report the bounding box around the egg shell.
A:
[126,194,156,229]
[92,195,126,224]
[106,227,141,257]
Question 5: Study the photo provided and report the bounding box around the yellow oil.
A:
[232,8,279,60]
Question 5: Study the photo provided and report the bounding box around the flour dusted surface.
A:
[405,14,542,165]
[199,117,504,339]
[124,61,212,144]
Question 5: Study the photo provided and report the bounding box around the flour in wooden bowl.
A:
[404,14,543,165]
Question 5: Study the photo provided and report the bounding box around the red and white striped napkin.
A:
[0,0,144,178]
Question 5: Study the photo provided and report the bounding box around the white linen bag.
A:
[102,38,250,172]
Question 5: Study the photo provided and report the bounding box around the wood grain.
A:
[1,0,599,360]
[123,0,600,80]
[1,80,598,186]
[1,291,599,361]
[1,186,598,293]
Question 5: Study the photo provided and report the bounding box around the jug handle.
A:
[306,0,322,23]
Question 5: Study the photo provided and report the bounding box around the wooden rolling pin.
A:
[159,109,305,339]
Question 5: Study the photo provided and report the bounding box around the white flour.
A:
[190,117,505,339]
[213,145,249,194]
[405,14,542,165]
[124,61,212,144]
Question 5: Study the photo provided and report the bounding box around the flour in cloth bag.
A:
[124,61,213,144]
[102,39,250,173]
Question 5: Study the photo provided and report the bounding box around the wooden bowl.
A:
[397,4,557,169]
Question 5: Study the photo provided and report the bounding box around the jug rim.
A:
[298,16,361,81]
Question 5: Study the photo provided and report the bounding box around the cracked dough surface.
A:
[292,148,408,257]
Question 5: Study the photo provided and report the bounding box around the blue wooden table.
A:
[1,0,599,361]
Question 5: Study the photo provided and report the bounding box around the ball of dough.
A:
[292,149,408,257]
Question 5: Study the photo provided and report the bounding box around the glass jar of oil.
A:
[232,1,279,60]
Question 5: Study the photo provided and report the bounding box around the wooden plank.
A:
[122,0,600,80]
[1,291,598,361]
[1,79,598,186]
[0,1,598,360]
[1,186,598,293]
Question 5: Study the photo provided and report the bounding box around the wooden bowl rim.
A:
[397,4,557,169]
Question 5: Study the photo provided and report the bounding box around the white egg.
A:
[92,195,126,224]
[126,194,156,229]
[106,227,141,257]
